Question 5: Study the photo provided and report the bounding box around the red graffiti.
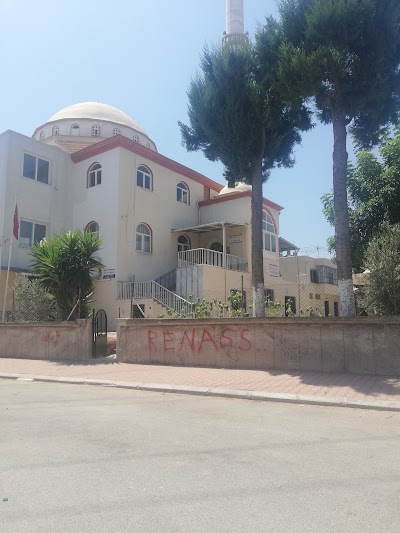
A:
[179,329,195,352]
[147,328,253,353]
[220,328,233,349]
[163,331,175,352]
[41,331,60,344]
[238,328,252,352]
[198,329,218,353]
[148,330,158,351]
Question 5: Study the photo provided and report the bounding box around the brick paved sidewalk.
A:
[1,356,400,404]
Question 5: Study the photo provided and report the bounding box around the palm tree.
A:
[179,28,311,316]
[30,229,104,320]
[261,0,400,315]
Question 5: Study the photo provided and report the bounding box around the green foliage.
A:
[13,276,57,322]
[166,295,230,319]
[276,0,400,146]
[265,299,284,317]
[29,230,104,320]
[180,36,312,184]
[361,223,400,315]
[322,129,400,271]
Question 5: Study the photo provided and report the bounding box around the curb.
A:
[1,372,400,412]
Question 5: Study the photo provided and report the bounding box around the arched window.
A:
[85,221,99,235]
[262,211,276,253]
[113,128,121,136]
[178,235,191,253]
[92,125,101,137]
[87,163,102,188]
[136,223,152,253]
[133,134,140,143]
[52,125,60,136]
[39,131,45,140]
[71,124,80,136]
[136,165,152,190]
[177,181,189,204]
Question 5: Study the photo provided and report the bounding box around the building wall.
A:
[115,147,219,283]
[0,131,73,272]
[72,149,120,270]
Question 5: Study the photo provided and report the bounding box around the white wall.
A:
[116,147,212,282]
[0,131,74,271]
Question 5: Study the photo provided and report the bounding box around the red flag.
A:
[13,204,19,240]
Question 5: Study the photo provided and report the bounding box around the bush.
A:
[13,276,58,322]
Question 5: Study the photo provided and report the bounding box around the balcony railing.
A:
[178,248,248,273]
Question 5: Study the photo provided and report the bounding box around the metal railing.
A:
[178,248,248,272]
[117,280,192,316]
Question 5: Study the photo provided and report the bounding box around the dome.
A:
[47,102,146,134]
[219,182,252,195]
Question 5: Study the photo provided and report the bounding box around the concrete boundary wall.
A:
[117,317,400,376]
[0,320,93,361]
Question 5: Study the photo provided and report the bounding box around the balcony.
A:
[178,248,248,273]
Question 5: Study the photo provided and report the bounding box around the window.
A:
[86,221,99,235]
[136,165,152,190]
[334,301,339,317]
[113,128,121,136]
[136,223,151,253]
[87,163,102,188]
[262,211,276,253]
[178,235,190,253]
[177,181,189,204]
[285,296,296,316]
[230,289,246,312]
[52,125,60,136]
[133,135,140,143]
[92,125,101,137]
[19,220,46,247]
[265,289,275,303]
[204,186,211,200]
[310,269,319,283]
[71,124,80,136]
[23,153,49,184]
[316,265,337,285]
[40,131,45,140]
[324,301,330,317]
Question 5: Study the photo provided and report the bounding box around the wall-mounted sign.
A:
[228,234,243,244]
[101,269,116,280]
[269,264,279,277]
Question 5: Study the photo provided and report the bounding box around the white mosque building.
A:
[0,1,339,327]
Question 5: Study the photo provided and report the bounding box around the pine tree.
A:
[265,0,400,315]
[179,22,311,316]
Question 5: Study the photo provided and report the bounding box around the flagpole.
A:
[2,236,12,323]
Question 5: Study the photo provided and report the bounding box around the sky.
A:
[0,0,356,256]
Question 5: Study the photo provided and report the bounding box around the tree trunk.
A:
[332,107,356,316]
[251,154,265,318]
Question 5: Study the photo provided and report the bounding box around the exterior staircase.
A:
[117,275,192,317]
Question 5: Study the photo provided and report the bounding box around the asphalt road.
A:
[1,380,399,533]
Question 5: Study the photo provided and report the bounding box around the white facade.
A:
[0,102,334,328]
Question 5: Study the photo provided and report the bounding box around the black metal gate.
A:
[92,309,108,356]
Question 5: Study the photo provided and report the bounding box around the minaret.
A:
[222,0,249,48]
